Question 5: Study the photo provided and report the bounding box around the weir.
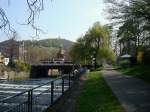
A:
[0,69,86,112]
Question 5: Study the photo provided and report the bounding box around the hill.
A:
[23,38,74,51]
[0,38,74,63]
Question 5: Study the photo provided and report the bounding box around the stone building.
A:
[56,47,66,61]
[0,39,26,62]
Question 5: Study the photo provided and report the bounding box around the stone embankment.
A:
[0,64,29,80]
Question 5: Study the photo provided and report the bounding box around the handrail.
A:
[0,74,69,103]
[0,68,85,112]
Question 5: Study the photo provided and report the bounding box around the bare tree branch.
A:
[0,0,51,38]
[0,7,16,39]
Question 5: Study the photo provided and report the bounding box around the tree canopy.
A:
[105,0,150,56]
[70,22,116,64]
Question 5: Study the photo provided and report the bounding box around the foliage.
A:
[26,46,53,63]
[97,47,116,62]
[70,22,115,64]
[0,38,73,64]
[24,38,74,51]
[119,60,130,68]
[76,72,123,112]
[118,64,150,83]
[105,0,150,56]
[15,61,30,71]
[69,37,91,64]
[24,38,73,63]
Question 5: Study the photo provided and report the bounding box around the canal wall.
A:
[0,70,29,80]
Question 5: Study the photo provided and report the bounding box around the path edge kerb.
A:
[101,70,126,112]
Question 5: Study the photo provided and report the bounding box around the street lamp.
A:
[93,51,96,70]
[91,51,96,70]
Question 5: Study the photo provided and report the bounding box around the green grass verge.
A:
[118,65,150,83]
[75,72,123,112]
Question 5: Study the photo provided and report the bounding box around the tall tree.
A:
[105,0,150,55]
[70,22,115,64]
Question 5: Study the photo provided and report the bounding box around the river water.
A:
[0,77,70,112]
[0,78,54,100]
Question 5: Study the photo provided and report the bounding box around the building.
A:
[56,47,66,61]
[0,39,25,62]
[119,38,136,56]
[0,52,4,64]
[0,52,9,65]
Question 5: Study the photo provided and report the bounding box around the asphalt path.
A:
[102,67,150,112]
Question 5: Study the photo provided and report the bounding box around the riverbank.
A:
[0,64,29,80]
[115,64,150,83]
[48,71,123,112]
[75,71,123,112]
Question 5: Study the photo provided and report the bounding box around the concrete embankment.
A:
[0,65,29,80]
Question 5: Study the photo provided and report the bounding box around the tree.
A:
[26,46,51,64]
[70,22,116,64]
[84,22,113,63]
[104,0,150,56]
[70,37,90,64]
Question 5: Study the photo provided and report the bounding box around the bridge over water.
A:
[0,60,89,112]
[30,62,80,78]
[0,65,86,112]
[30,60,95,78]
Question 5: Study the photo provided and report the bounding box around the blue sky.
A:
[0,0,108,42]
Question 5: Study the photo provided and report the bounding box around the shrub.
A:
[119,60,130,68]
[15,61,30,71]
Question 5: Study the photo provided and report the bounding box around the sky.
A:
[0,0,108,42]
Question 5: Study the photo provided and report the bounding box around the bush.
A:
[119,60,130,68]
[15,61,30,71]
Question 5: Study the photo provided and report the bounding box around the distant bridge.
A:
[30,60,100,78]
[30,63,80,78]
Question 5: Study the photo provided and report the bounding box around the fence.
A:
[0,68,86,112]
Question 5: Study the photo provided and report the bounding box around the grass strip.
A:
[75,71,124,112]
[117,65,150,83]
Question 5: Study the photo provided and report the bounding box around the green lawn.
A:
[75,72,124,112]
[118,65,150,83]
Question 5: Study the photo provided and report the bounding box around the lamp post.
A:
[91,55,93,69]
[93,51,96,70]
[91,51,96,70]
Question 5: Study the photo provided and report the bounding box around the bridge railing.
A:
[0,68,85,112]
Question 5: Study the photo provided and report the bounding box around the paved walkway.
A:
[102,68,150,112]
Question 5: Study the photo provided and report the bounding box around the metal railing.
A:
[0,68,85,112]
